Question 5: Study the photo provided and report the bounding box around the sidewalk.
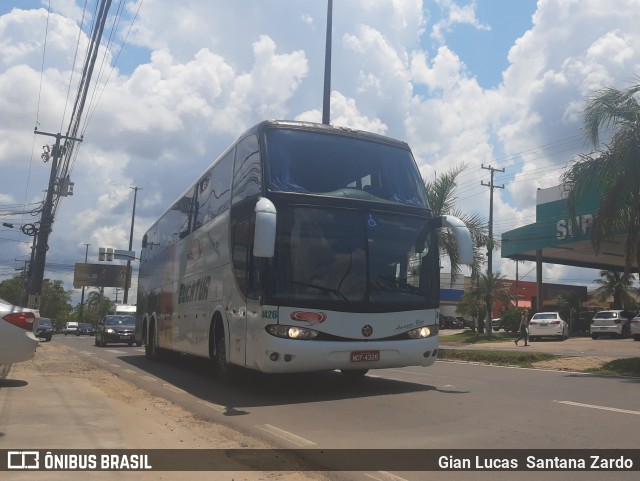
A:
[440,329,640,359]
[0,342,329,481]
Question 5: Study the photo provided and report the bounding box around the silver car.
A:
[528,312,569,341]
[630,314,640,341]
[590,310,632,339]
[0,297,40,366]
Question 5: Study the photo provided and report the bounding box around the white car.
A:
[630,314,640,341]
[528,312,569,341]
[590,310,632,339]
[0,297,40,366]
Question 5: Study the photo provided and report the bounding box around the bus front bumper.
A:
[255,335,439,374]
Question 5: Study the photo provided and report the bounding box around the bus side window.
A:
[232,135,261,205]
[231,217,261,300]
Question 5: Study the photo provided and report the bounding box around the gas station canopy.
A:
[501,185,630,271]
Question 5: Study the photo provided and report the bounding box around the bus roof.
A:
[244,120,410,150]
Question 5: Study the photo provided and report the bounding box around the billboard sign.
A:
[73,263,130,288]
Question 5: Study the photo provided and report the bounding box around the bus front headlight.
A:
[266,324,319,340]
[407,326,435,339]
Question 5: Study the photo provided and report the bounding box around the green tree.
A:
[85,290,112,324]
[0,273,26,305]
[425,164,489,282]
[457,272,512,334]
[552,291,584,332]
[456,278,484,328]
[593,270,638,310]
[0,275,72,322]
[562,83,640,272]
[39,279,73,321]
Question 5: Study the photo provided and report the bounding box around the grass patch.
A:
[439,348,560,368]
[439,330,516,344]
[583,358,640,377]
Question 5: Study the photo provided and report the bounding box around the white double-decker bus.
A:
[135,120,472,378]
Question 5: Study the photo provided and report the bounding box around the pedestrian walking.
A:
[514,309,530,346]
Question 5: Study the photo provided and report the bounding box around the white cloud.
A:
[431,0,490,45]
[2,0,640,296]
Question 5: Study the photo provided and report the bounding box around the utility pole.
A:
[28,129,82,309]
[79,243,90,323]
[123,186,140,304]
[481,164,504,332]
[322,0,333,125]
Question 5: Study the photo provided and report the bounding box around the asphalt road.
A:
[2,334,639,481]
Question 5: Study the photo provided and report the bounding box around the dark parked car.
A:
[457,316,474,329]
[95,315,135,347]
[76,323,94,336]
[34,317,54,342]
[441,316,463,329]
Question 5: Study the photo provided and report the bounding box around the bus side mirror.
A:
[141,235,148,248]
[438,215,474,265]
[254,197,277,258]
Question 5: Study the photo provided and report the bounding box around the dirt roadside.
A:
[0,343,331,481]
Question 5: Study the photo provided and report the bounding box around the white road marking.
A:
[197,399,227,413]
[554,400,640,416]
[79,351,95,356]
[162,383,188,395]
[255,424,316,447]
[110,363,120,369]
[365,472,409,481]
[104,349,127,354]
[123,369,136,375]
[141,375,158,383]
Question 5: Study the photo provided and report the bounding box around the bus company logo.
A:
[8,451,39,470]
[362,324,373,337]
[290,311,327,325]
[178,275,211,304]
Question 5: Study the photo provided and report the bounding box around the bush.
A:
[499,310,523,333]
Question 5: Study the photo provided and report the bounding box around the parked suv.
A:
[630,314,640,341]
[590,310,632,339]
[34,317,54,341]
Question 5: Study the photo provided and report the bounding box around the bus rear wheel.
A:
[214,336,235,382]
[145,323,164,360]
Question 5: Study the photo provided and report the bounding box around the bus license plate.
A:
[350,350,380,363]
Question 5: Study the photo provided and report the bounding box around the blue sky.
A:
[1,0,639,302]
[444,0,538,88]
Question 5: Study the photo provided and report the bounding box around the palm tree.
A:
[425,164,489,282]
[552,291,584,333]
[562,82,640,272]
[457,271,512,334]
[593,270,638,310]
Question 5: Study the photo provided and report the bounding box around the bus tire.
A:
[145,321,165,361]
[214,335,234,383]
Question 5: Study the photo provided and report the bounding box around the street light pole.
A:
[123,186,140,304]
[79,243,90,322]
[322,0,333,125]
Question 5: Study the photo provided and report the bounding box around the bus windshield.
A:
[266,128,427,207]
[266,206,439,312]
